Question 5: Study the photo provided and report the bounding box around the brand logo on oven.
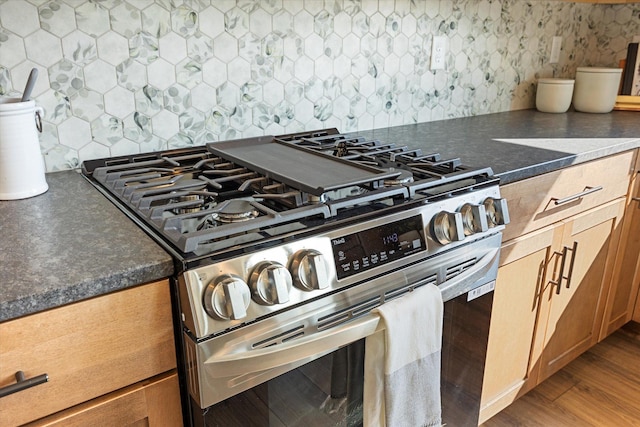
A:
[332,237,346,246]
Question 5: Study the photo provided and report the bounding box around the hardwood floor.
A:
[481,322,640,427]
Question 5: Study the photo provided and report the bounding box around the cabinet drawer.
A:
[501,151,635,241]
[25,371,182,427]
[0,280,176,426]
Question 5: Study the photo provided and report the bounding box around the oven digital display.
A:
[331,215,426,280]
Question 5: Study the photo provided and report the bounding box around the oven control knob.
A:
[290,249,330,291]
[483,197,510,227]
[249,261,292,305]
[459,203,489,236]
[431,211,465,245]
[203,274,251,320]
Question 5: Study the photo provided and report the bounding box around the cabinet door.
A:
[537,199,625,382]
[479,226,559,424]
[601,163,640,336]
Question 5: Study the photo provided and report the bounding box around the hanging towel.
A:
[363,283,444,427]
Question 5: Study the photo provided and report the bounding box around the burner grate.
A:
[82,129,497,256]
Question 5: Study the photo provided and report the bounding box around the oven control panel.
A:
[331,215,425,280]
[180,186,509,339]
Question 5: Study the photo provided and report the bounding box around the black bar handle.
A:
[0,371,49,398]
[550,248,568,295]
[564,241,578,290]
[550,241,578,295]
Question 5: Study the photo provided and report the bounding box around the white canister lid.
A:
[576,67,622,74]
[537,78,575,85]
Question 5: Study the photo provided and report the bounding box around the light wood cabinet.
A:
[480,152,635,424]
[601,150,640,335]
[501,150,634,242]
[480,225,557,422]
[480,199,625,423]
[0,279,181,426]
[536,199,625,381]
[25,371,182,427]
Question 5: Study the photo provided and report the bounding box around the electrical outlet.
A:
[550,36,562,64]
[431,36,447,70]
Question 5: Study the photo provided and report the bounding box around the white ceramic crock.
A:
[536,78,575,113]
[0,98,48,200]
[572,67,623,113]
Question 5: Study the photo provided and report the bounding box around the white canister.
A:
[536,78,575,113]
[572,67,623,113]
[0,98,48,200]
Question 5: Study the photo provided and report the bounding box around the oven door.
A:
[185,238,500,427]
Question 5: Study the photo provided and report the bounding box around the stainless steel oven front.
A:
[177,187,504,427]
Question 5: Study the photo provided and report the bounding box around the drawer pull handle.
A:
[553,186,603,206]
[0,371,48,398]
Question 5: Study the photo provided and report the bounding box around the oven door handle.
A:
[204,314,384,376]
[203,245,500,376]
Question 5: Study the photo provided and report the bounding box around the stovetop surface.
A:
[81,128,498,263]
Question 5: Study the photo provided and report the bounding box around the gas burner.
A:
[384,169,414,186]
[333,141,349,157]
[169,191,218,214]
[214,200,259,223]
[173,195,205,214]
[307,194,328,204]
[373,158,414,186]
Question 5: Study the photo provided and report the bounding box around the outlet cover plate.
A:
[550,36,562,64]
[431,36,447,70]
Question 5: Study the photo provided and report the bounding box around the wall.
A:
[0,0,638,172]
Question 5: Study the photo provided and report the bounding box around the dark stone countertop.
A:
[1,109,638,322]
[360,109,640,184]
[0,171,174,322]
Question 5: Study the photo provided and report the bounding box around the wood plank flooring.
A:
[481,322,640,427]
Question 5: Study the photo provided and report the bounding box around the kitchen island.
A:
[1,108,638,321]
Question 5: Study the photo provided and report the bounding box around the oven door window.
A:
[203,340,365,427]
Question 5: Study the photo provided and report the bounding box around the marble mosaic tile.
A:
[123,111,153,144]
[0,0,638,171]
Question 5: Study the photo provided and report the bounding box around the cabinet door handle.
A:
[550,242,578,294]
[550,248,568,294]
[553,186,603,206]
[632,197,640,208]
[563,241,578,290]
[0,371,48,398]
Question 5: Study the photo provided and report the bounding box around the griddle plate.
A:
[207,136,401,196]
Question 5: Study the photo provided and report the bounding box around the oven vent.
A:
[445,258,477,281]
[317,296,382,331]
[251,325,305,349]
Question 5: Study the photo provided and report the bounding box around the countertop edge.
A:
[496,139,640,184]
[0,261,175,323]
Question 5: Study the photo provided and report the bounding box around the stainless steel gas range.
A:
[82,129,509,427]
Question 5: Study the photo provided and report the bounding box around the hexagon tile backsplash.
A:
[0,0,638,172]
